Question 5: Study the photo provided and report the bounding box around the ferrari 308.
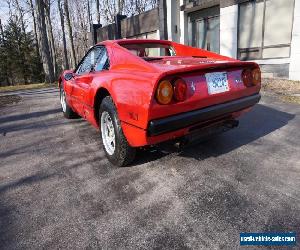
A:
[59,39,261,166]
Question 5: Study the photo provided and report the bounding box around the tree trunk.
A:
[87,0,92,28]
[27,0,40,54]
[64,0,76,68]
[58,0,69,70]
[15,0,29,83]
[118,0,124,14]
[14,0,26,34]
[0,19,4,41]
[35,0,55,83]
[96,0,100,24]
[44,0,58,77]
[0,18,11,86]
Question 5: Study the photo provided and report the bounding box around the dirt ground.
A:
[262,78,300,104]
[0,95,22,108]
[262,78,300,93]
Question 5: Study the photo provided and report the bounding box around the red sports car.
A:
[59,39,261,166]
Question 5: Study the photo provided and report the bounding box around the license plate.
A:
[205,72,229,95]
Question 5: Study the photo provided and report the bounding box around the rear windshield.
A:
[120,43,176,57]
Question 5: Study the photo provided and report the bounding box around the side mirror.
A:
[64,72,74,81]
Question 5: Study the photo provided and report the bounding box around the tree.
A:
[35,0,55,82]
[0,18,44,86]
[58,0,69,69]
[44,0,58,77]
[0,19,4,41]
[100,0,158,24]
[0,0,159,86]
[64,0,76,68]
[87,0,92,28]
[0,18,9,86]
[13,0,26,33]
[118,0,124,14]
[26,0,40,54]
[96,0,100,24]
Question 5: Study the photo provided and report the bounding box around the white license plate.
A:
[205,72,229,95]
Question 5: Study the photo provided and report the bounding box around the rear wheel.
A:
[99,96,136,167]
[60,84,79,119]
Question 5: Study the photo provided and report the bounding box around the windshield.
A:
[120,43,176,57]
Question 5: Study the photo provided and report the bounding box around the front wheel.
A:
[99,96,136,167]
[60,84,79,119]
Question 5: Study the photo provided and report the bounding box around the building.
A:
[92,0,300,80]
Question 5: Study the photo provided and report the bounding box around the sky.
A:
[0,1,9,25]
[0,1,35,32]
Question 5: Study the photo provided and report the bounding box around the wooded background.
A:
[0,0,158,86]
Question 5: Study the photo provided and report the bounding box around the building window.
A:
[188,7,220,53]
[238,0,295,60]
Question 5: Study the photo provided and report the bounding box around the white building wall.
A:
[179,0,188,45]
[289,0,300,80]
[167,0,299,81]
[166,0,180,42]
[220,5,238,59]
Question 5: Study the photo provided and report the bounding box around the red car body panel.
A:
[59,39,261,147]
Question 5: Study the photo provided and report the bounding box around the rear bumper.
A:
[148,93,261,136]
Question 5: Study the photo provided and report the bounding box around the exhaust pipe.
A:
[223,119,239,129]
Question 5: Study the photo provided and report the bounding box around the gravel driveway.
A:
[0,88,299,249]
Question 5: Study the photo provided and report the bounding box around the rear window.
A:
[120,43,176,57]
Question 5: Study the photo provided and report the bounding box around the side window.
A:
[95,47,110,72]
[76,47,102,75]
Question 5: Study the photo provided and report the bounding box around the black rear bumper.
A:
[148,93,261,136]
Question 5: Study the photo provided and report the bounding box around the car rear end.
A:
[145,60,261,145]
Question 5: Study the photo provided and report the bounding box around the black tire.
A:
[99,96,136,167]
[60,84,79,119]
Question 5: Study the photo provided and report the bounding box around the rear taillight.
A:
[242,69,253,87]
[252,68,261,85]
[156,78,188,104]
[173,78,187,102]
[242,68,261,87]
[156,80,173,105]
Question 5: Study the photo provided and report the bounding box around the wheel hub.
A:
[101,111,115,155]
[60,87,67,113]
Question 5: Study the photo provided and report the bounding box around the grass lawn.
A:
[0,83,57,92]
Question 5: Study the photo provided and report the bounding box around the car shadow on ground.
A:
[133,103,295,166]
[0,108,62,124]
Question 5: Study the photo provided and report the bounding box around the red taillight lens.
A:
[252,68,261,85]
[173,79,187,102]
[242,68,261,87]
[242,69,253,87]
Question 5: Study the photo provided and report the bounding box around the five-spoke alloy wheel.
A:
[99,96,136,167]
[60,86,67,113]
[101,111,116,155]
